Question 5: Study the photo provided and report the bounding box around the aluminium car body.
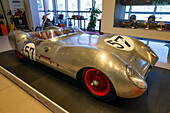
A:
[8,27,158,101]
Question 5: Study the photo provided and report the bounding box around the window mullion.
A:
[43,0,47,14]
[128,6,132,19]
[153,5,157,15]
[78,0,80,15]
[92,0,95,7]
[65,0,68,26]
[78,0,80,28]
[53,0,57,24]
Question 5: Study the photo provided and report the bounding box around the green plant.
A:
[87,1,100,29]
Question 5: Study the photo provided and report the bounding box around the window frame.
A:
[125,5,170,22]
[37,0,102,30]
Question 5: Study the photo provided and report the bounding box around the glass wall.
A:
[45,0,53,10]
[95,0,102,11]
[125,5,170,22]
[36,0,102,31]
[80,0,92,11]
[37,0,44,10]
[68,0,78,11]
[57,0,65,11]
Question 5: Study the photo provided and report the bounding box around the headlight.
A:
[126,65,146,89]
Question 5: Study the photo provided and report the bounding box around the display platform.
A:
[0,50,170,113]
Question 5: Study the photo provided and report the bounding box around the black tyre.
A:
[35,26,41,31]
[81,68,117,102]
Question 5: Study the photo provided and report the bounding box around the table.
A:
[68,18,87,30]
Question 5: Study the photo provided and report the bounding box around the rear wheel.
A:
[15,51,25,60]
[81,68,116,102]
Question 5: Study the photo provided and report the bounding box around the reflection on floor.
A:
[139,39,170,69]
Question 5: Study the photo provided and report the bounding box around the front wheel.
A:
[81,68,117,102]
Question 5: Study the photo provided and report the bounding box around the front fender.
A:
[56,45,146,98]
[132,38,158,65]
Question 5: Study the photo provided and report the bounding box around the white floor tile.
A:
[0,74,52,113]
[6,98,52,113]
[0,85,30,112]
[0,73,14,91]
[0,108,4,113]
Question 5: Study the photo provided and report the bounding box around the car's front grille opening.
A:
[148,65,152,72]
[144,65,152,79]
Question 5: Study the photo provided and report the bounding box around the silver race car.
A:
[8,27,158,102]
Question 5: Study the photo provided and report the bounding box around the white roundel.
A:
[104,35,134,51]
[23,43,36,61]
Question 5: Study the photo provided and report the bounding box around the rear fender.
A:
[8,30,29,52]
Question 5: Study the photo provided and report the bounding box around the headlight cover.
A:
[126,65,147,89]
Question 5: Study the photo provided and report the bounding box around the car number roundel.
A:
[23,43,36,61]
[104,35,134,51]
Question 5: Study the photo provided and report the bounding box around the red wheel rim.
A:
[16,51,24,59]
[84,68,110,96]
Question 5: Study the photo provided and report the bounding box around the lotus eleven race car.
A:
[8,27,158,102]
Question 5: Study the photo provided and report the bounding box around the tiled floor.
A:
[0,73,52,113]
[0,35,52,113]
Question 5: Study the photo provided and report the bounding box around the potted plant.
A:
[87,1,100,31]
